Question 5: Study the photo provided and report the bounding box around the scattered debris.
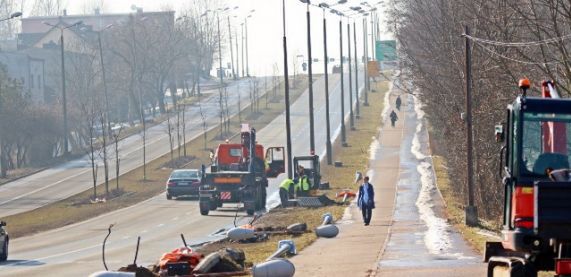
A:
[286,223,307,233]
[336,189,356,203]
[315,212,340,238]
[266,240,296,260]
[251,258,295,277]
[158,247,203,276]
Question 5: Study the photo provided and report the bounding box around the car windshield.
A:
[521,112,571,175]
[170,170,199,179]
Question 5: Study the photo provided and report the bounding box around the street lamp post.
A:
[281,0,293,179]
[338,13,347,147]
[354,21,360,118]
[319,3,332,165]
[244,10,255,77]
[43,20,83,156]
[96,24,114,140]
[363,16,369,105]
[347,21,354,130]
[228,16,236,80]
[300,0,315,155]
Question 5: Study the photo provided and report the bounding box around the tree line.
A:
[388,0,571,223]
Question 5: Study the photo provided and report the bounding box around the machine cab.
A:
[499,94,571,232]
[265,147,285,178]
[293,155,321,189]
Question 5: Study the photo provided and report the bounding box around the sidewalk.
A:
[290,89,404,276]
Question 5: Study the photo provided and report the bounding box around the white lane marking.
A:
[0,168,90,206]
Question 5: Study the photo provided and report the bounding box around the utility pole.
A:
[321,6,332,165]
[354,21,360,118]
[339,18,347,147]
[235,27,240,79]
[282,0,293,179]
[464,25,478,226]
[245,17,250,77]
[241,23,245,78]
[60,30,69,156]
[347,21,354,130]
[304,1,316,155]
[228,16,236,80]
[363,17,369,105]
[217,13,223,85]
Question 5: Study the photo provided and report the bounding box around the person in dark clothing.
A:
[390,110,398,127]
[357,176,375,225]
[396,96,402,111]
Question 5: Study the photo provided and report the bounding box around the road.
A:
[0,71,365,276]
[0,78,270,218]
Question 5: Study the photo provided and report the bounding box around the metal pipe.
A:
[322,10,332,165]
[353,21,360,118]
[339,18,347,146]
[347,21,354,130]
[266,240,296,261]
[282,0,294,179]
[305,2,316,155]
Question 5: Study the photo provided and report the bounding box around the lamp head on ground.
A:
[10,12,22,18]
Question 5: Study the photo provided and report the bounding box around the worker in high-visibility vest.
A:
[279,178,295,208]
[296,167,311,197]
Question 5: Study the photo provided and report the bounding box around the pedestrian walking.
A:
[279,178,295,208]
[390,110,398,127]
[357,176,375,226]
[396,95,402,111]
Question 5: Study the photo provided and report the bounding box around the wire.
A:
[464,34,571,47]
[474,41,562,65]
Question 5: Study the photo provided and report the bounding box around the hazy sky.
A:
[23,0,391,76]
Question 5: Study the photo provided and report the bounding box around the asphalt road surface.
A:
[0,78,269,218]
[0,71,365,276]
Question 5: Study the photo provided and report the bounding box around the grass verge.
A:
[6,77,308,239]
[199,80,389,266]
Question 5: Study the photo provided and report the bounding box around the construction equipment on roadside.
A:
[199,124,285,216]
[293,155,321,190]
[485,79,571,277]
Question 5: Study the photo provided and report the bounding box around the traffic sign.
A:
[376,40,397,62]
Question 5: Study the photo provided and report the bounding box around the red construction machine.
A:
[198,124,285,216]
[486,79,571,276]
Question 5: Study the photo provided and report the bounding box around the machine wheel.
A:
[200,207,209,216]
[246,209,255,216]
[166,193,172,200]
[209,200,218,211]
[488,258,537,277]
[0,240,7,262]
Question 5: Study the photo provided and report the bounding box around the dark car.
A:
[166,169,202,200]
[0,221,8,262]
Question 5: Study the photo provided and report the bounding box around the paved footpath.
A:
[290,86,403,276]
[291,79,486,276]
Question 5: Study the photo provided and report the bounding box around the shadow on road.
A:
[0,259,45,266]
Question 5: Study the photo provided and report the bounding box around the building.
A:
[0,52,45,104]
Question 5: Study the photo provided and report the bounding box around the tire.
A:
[246,209,255,216]
[166,193,172,200]
[0,240,7,262]
[200,208,209,216]
[209,200,218,211]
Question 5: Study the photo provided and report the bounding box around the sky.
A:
[22,0,391,76]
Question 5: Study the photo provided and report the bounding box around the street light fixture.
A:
[43,20,83,156]
[0,11,22,22]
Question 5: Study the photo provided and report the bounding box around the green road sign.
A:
[376,40,397,62]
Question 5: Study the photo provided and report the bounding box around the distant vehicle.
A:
[166,169,202,200]
[0,221,8,262]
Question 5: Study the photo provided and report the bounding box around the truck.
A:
[199,124,285,216]
[485,79,571,277]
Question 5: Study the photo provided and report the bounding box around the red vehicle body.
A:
[485,80,571,277]
[199,124,285,216]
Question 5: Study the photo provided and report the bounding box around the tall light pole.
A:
[363,15,370,104]
[300,0,315,155]
[241,22,245,78]
[228,16,236,80]
[346,19,354,130]
[319,3,332,165]
[337,11,347,147]
[96,24,114,140]
[353,20,360,118]
[282,0,293,179]
[244,10,255,77]
[43,20,83,156]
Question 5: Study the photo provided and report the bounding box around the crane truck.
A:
[485,79,571,277]
[199,124,285,216]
